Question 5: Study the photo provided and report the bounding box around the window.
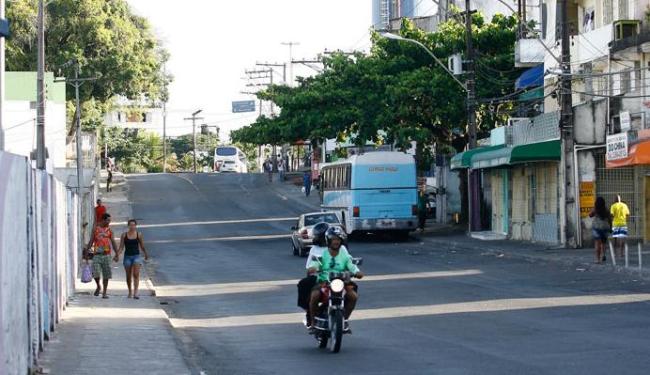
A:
[618,0,628,20]
[621,69,631,94]
[603,0,613,24]
[634,61,642,92]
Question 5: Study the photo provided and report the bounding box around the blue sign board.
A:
[0,19,9,38]
[232,100,256,113]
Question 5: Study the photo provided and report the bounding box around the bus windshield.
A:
[216,147,237,156]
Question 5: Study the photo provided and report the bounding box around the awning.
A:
[607,129,650,168]
[510,140,561,163]
[515,64,544,90]
[471,147,513,169]
[451,145,506,170]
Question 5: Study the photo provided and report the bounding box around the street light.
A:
[379,32,467,91]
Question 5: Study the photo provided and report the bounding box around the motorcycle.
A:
[304,257,362,353]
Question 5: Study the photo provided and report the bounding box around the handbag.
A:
[81,263,93,283]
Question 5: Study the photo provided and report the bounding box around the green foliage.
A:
[6,0,169,103]
[232,13,522,171]
[6,0,171,167]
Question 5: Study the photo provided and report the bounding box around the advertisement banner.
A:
[606,132,628,161]
[579,181,595,218]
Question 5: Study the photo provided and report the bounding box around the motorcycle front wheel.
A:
[328,310,344,353]
[318,333,328,348]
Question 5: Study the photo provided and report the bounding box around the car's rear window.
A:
[216,147,237,156]
[304,214,340,226]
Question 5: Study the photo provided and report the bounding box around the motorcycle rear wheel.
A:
[328,310,344,353]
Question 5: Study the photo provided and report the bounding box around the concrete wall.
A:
[0,150,81,375]
[0,152,30,375]
[574,99,608,144]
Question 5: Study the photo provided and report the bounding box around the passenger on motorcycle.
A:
[307,226,363,330]
[297,223,351,313]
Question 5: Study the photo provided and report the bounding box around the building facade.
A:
[453,0,650,246]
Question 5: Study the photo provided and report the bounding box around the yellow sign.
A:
[579,181,595,218]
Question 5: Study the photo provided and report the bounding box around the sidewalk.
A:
[39,172,192,375]
[418,230,650,278]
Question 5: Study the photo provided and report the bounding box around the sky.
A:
[126,0,372,139]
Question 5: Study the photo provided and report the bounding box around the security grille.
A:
[594,151,645,238]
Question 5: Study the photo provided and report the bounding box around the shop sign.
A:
[606,133,628,161]
[579,181,595,218]
[620,111,631,131]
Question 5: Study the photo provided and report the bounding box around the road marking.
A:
[169,293,650,328]
[114,217,298,228]
[277,193,288,201]
[155,270,483,297]
[147,233,292,244]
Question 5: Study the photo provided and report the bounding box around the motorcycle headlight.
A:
[330,279,345,293]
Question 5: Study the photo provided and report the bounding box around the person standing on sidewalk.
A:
[610,195,630,258]
[303,170,312,197]
[264,158,272,182]
[278,156,285,181]
[84,213,118,298]
[94,199,106,228]
[589,197,612,264]
[114,219,149,299]
[417,191,427,230]
[106,167,113,192]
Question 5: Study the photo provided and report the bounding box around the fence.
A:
[0,150,83,375]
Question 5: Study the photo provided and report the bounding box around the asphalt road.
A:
[127,173,650,375]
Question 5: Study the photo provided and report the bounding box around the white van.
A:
[214,146,248,173]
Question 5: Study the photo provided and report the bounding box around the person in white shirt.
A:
[297,223,351,323]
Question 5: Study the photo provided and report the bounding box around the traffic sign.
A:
[232,100,256,113]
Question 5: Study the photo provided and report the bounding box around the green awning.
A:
[510,140,561,163]
[450,145,506,170]
[518,86,544,101]
[471,146,513,169]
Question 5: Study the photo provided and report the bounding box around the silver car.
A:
[291,211,347,257]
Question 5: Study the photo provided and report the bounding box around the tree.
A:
[232,13,521,169]
[6,0,168,104]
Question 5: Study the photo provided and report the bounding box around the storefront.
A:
[454,139,561,243]
[605,130,650,242]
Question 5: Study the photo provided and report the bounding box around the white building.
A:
[3,72,67,169]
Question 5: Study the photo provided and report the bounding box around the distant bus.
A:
[214,146,248,173]
[320,151,418,235]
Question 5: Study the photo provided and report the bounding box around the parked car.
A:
[291,211,348,257]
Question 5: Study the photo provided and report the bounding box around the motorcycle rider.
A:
[297,222,352,325]
[307,226,363,331]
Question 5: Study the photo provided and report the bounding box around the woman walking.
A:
[114,219,149,299]
[589,197,612,264]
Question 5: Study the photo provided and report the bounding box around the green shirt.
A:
[309,248,360,283]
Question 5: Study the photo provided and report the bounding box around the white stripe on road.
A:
[155,270,483,297]
[147,233,292,244]
[113,217,297,228]
[169,293,650,329]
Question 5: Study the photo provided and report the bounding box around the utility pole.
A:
[558,0,576,247]
[162,100,167,173]
[36,0,46,169]
[162,65,168,173]
[56,62,97,264]
[464,0,478,232]
[184,109,204,173]
[281,41,299,86]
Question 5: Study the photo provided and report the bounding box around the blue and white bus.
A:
[320,151,418,234]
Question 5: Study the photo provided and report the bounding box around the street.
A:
[127,173,650,375]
